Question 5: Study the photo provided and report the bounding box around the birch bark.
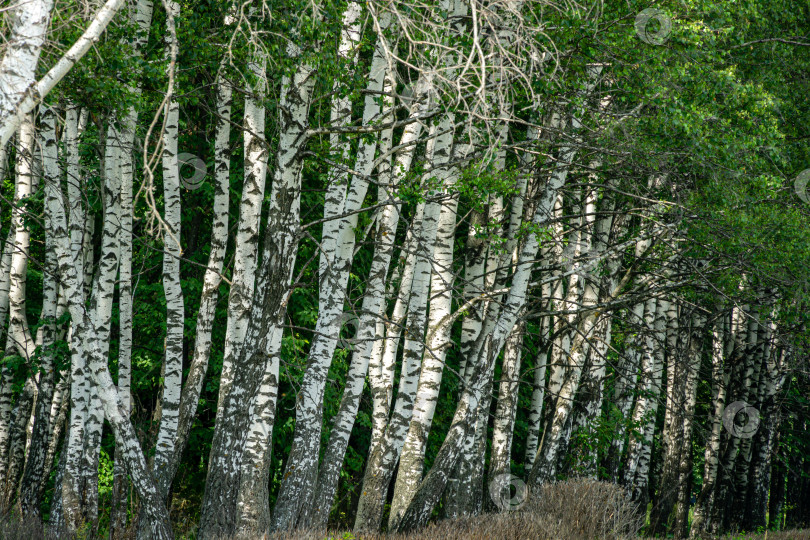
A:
[18,108,61,517]
[152,0,186,489]
[234,47,320,538]
[352,75,435,533]
[217,45,269,409]
[161,76,232,493]
[354,111,445,532]
[271,5,374,529]
[308,39,401,527]
[41,105,174,540]
[623,296,668,510]
[393,69,603,528]
[111,3,154,532]
[0,117,37,505]
[388,128,462,530]
[199,37,318,538]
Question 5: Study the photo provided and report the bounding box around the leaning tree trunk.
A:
[198,40,317,539]
[17,108,61,518]
[392,76,603,528]
[42,103,174,540]
[353,152,444,533]
[351,76,434,534]
[388,124,461,530]
[307,49,399,527]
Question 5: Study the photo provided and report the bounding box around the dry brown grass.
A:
[714,532,810,540]
[1,479,806,540]
[269,479,642,540]
[0,514,60,539]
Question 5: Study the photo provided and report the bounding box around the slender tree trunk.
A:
[217,40,270,411]
[622,295,664,508]
[709,304,756,534]
[18,109,62,517]
[487,323,525,483]
[199,39,318,538]
[271,6,391,529]
[1,115,39,510]
[308,51,400,526]
[232,48,320,537]
[745,320,784,531]
[42,103,174,540]
[110,3,153,535]
[673,313,704,538]
[0,0,54,147]
[768,434,786,530]
[524,311,549,469]
[161,76,232,496]
[353,150,444,533]
[691,309,735,537]
[388,128,461,530]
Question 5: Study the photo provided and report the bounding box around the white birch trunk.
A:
[218,47,270,409]
[111,2,153,532]
[487,323,525,481]
[76,121,125,529]
[388,130,461,530]
[0,0,53,146]
[18,109,61,517]
[152,4,186,486]
[0,117,37,499]
[353,76,434,532]
[393,69,603,530]
[624,296,668,507]
[270,5,372,529]
[690,311,731,537]
[162,76,232,494]
[41,108,173,539]
[354,125,445,532]
[308,42,400,526]
[200,35,318,537]
[524,310,550,468]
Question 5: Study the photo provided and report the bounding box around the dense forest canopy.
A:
[0,0,809,538]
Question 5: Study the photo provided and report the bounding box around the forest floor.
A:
[262,525,810,540]
[3,482,806,540]
[1,513,808,539]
